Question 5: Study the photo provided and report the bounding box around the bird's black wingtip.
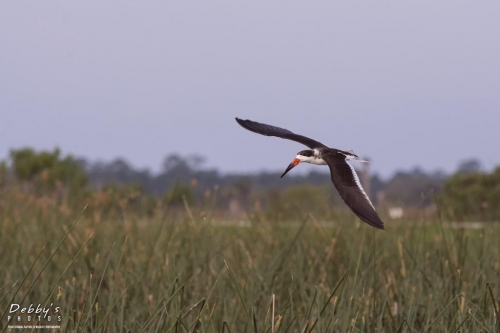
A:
[363,217,384,230]
[235,118,256,132]
[235,117,246,126]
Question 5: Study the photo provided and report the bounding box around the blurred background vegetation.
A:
[1,148,500,332]
[1,147,499,223]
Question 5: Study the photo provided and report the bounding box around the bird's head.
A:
[280,150,315,178]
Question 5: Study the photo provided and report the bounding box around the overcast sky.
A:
[1,1,499,178]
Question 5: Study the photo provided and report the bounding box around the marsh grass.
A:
[1,204,500,332]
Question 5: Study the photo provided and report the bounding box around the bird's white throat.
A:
[296,154,327,165]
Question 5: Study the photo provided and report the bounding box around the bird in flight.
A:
[235,117,384,230]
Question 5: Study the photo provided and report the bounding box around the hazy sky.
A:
[1,1,499,178]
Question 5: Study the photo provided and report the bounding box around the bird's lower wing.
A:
[325,155,385,229]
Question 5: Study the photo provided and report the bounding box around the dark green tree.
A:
[0,161,7,185]
[10,148,87,192]
[437,167,500,221]
[165,182,195,206]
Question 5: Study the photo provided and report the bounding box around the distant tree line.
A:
[77,152,452,208]
[1,147,498,222]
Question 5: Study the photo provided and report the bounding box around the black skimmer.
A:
[235,118,384,230]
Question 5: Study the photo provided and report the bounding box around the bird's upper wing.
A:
[235,118,327,149]
[323,153,385,229]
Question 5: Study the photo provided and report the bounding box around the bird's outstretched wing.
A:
[324,153,384,229]
[235,118,327,149]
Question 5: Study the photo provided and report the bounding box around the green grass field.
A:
[1,205,500,332]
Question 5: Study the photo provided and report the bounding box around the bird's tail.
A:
[347,156,370,163]
[348,156,370,163]
[340,149,370,163]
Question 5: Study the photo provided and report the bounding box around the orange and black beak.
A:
[281,158,300,178]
